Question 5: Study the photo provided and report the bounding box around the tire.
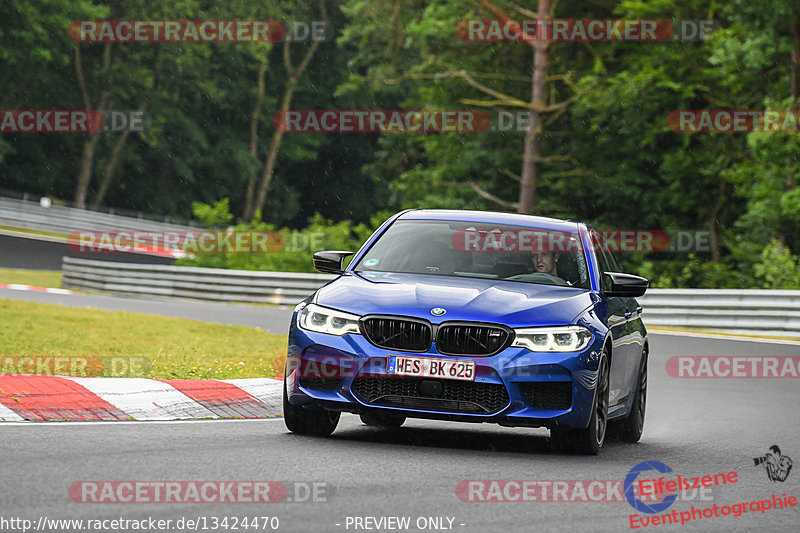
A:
[360,410,406,428]
[613,347,648,443]
[283,378,340,437]
[550,350,610,455]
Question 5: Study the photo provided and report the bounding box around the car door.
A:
[603,243,645,403]
[590,231,638,410]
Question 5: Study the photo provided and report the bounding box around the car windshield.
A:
[355,220,590,288]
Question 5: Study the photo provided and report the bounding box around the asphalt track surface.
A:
[0,232,175,270]
[2,293,800,531]
[0,287,291,333]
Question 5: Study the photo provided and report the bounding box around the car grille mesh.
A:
[361,316,513,356]
[298,377,341,391]
[518,381,572,410]
[352,377,509,414]
[361,318,432,351]
[436,324,511,356]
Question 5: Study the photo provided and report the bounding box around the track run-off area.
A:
[1,288,799,532]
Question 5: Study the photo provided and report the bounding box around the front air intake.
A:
[361,316,432,352]
[518,381,573,410]
[352,376,510,414]
[436,323,512,356]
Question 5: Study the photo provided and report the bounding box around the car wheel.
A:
[550,350,610,455]
[283,377,340,436]
[360,410,406,428]
[614,347,648,443]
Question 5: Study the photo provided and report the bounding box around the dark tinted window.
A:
[356,220,591,289]
[591,231,615,291]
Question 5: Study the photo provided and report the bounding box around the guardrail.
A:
[62,257,800,336]
[636,289,800,337]
[62,257,335,306]
[0,196,200,234]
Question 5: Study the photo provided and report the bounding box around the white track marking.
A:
[63,377,218,420]
[0,418,286,426]
[43,288,74,295]
[220,378,283,412]
[0,283,76,294]
[0,403,24,421]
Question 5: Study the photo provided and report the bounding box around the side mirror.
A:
[313,251,354,274]
[603,272,649,298]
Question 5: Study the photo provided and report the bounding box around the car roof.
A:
[397,209,583,232]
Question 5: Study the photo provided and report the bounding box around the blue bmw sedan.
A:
[283,209,649,454]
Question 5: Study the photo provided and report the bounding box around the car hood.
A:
[313,272,598,327]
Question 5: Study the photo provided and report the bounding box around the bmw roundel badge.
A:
[430,307,446,316]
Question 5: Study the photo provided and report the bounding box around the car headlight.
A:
[297,303,361,336]
[512,326,593,352]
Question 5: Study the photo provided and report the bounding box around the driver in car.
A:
[532,251,573,286]
[532,251,559,276]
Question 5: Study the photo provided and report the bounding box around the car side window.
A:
[591,231,613,291]
[605,246,621,272]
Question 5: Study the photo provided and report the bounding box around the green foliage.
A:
[0,0,387,227]
[3,0,800,288]
[177,200,384,272]
[192,198,234,227]
[755,240,800,289]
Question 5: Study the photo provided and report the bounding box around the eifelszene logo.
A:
[625,461,677,514]
[753,445,793,482]
[624,460,735,515]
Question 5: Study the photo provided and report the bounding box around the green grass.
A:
[0,298,288,379]
[0,267,63,288]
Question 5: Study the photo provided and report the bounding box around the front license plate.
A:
[388,355,475,381]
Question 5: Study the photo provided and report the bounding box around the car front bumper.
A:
[286,321,605,430]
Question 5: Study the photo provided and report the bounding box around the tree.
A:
[244,0,329,221]
[338,0,583,214]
